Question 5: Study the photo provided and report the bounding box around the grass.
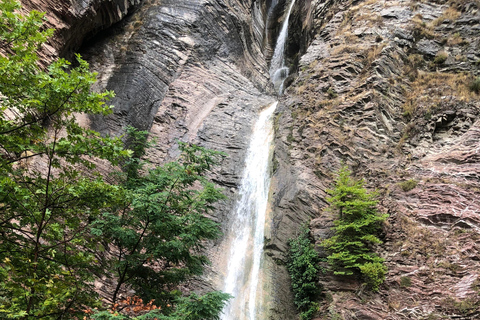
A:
[469,77,480,94]
[362,43,387,69]
[402,71,477,117]
[331,44,361,56]
[447,32,469,46]
[411,14,436,40]
[432,7,461,26]
[395,215,447,258]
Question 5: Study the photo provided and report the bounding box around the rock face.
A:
[21,0,141,62]
[16,0,480,318]
[81,0,281,308]
[269,0,480,318]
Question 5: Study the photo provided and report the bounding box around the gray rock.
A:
[416,39,442,57]
[380,7,412,22]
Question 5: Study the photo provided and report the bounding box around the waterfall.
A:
[269,0,296,95]
[220,101,277,320]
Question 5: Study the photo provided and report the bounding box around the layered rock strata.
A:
[269,0,480,318]
[21,0,141,62]
[81,0,281,304]
[14,0,480,318]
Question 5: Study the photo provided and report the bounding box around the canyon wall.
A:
[269,0,480,318]
[17,0,480,318]
[21,0,141,62]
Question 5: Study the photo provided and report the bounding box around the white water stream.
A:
[269,0,296,95]
[219,1,296,319]
[220,102,277,320]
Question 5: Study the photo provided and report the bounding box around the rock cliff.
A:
[21,0,141,62]
[269,0,480,318]
[17,0,480,318]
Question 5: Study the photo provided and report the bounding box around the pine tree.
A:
[322,166,388,291]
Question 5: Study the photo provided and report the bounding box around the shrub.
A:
[287,224,322,320]
[433,51,448,65]
[400,276,412,288]
[359,262,387,292]
[327,88,338,98]
[469,76,480,94]
[398,179,418,192]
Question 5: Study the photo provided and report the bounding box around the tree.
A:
[89,291,231,320]
[88,129,231,319]
[322,166,388,291]
[0,2,230,319]
[0,0,129,318]
[92,130,227,307]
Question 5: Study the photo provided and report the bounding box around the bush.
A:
[398,179,418,192]
[400,276,412,288]
[433,51,448,65]
[359,262,387,292]
[287,224,322,320]
[469,76,480,94]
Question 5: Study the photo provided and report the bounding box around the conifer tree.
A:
[322,166,388,291]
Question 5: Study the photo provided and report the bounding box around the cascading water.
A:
[269,0,296,95]
[219,1,297,319]
[220,101,277,320]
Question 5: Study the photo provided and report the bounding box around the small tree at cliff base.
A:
[287,224,322,320]
[322,166,388,291]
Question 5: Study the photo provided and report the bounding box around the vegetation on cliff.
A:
[287,224,322,320]
[0,1,229,318]
[322,166,388,291]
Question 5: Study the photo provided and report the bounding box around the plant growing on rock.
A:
[469,76,480,94]
[287,224,322,320]
[398,179,418,192]
[322,166,388,291]
[433,51,448,65]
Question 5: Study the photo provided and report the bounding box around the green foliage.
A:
[123,126,152,182]
[90,292,230,320]
[287,224,321,320]
[0,0,129,318]
[469,76,480,94]
[433,51,448,65]
[172,291,231,320]
[400,276,412,288]
[326,88,338,98]
[93,140,227,305]
[398,179,418,192]
[322,166,388,291]
[0,2,228,319]
[359,262,387,292]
